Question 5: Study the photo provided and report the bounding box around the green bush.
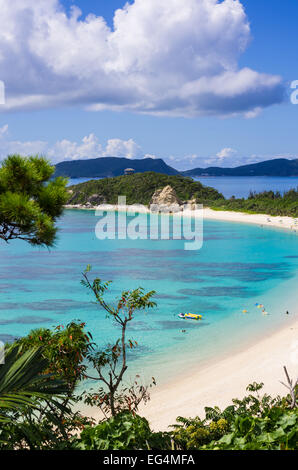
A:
[75,411,171,450]
[171,383,298,450]
[210,188,298,217]
[204,409,298,450]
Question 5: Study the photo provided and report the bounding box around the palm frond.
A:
[0,344,69,423]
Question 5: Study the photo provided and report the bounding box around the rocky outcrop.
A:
[150,185,182,212]
[66,191,106,206]
[151,185,182,205]
[67,190,80,204]
[87,194,107,206]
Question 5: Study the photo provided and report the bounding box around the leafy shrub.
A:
[172,416,229,449]
[204,409,298,450]
[210,188,298,217]
[171,383,298,451]
[75,411,171,450]
[16,321,94,393]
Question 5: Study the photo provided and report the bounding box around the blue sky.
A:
[0,0,297,169]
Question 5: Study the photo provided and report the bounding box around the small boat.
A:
[178,313,203,320]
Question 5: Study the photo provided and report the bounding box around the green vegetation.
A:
[67,172,297,217]
[0,273,297,451]
[81,265,156,418]
[55,156,178,178]
[210,189,298,218]
[75,411,171,450]
[0,344,69,425]
[1,157,296,450]
[67,172,224,205]
[0,155,68,246]
[0,322,94,449]
[171,381,298,450]
[0,274,159,450]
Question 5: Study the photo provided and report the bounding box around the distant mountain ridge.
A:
[54,157,178,178]
[182,158,298,177]
[54,156,298,178]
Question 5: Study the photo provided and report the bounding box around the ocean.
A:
[0,209,297,386]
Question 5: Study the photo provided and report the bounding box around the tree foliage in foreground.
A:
[75,381,298,450]
[75,411,171,450]
[81,265,156,418]
[0,274,297,450]
[172,381,298,450]
[0,323,94,449]
[0,344,69,424]
[0,154,68,246]
[0,275,157,449]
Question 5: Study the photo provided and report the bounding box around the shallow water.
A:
[0,209,297,385]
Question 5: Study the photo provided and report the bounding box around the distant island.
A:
[67,172,298,218]
[182,158,298,177]
[54,156,298,178]
[54,157,178,178]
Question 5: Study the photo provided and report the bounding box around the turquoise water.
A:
[0,209,297,384]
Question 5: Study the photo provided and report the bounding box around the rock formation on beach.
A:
[150,185,182,212]
[150,186,182,206]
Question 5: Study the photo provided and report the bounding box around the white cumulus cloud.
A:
[48,134,103,161]
[0,125,143,162]
[216,147,237,159]
[104,138,142,159]
[0,0,284,117]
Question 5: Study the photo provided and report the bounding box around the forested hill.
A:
[67,172,223,206]
[67,172,298,217]
[54,157,298,178]
[54,157,178,178]
[182,158,298,177]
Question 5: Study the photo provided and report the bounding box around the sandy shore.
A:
[65,204,298,233]
[67,203,297,430]
[138,317,298,431]
[203,208,298,232]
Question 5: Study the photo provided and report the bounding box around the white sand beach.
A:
[202,208,298,233]
[67,203,298,430]
[139,317,298,431]
[65,204,298,233]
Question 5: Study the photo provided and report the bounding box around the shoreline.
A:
[65,203,298,429]
[202,208,298,232]
[81,273,298,431]
[64,204,298,233]
[138,316,298,431]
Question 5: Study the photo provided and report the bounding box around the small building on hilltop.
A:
[124,168,135,175]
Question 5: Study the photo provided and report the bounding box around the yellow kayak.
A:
[179,313,203,320]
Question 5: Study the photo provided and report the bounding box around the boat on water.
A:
[178,313,203,320]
